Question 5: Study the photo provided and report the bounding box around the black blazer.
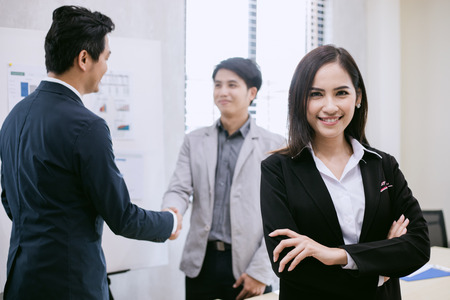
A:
[0,81,174,299]
[260,146,430,300]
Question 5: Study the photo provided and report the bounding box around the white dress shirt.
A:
[309,139,385,286]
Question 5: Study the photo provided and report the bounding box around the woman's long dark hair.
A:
[278,45,369,157]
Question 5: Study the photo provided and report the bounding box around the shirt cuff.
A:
[377,276,385,287]
[166,209,178,234]
[341,251,358,270]
[341,252,384,286]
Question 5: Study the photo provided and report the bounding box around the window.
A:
[185,0,328,136]
[306,0,328,51]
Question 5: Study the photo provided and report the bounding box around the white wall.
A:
[366,0,402,160]
[329,0,402,159]
[400,0,450,242]
[0,1,186,299]
[329,0,450,242]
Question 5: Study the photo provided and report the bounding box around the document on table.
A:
[401,264,450,281]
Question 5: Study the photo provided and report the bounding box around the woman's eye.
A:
[336,90,349,96]
[310,91,322,97]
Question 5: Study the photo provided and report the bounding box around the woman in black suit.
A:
[260,45,430,299]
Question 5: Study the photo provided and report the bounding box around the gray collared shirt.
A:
[208,117,251,244]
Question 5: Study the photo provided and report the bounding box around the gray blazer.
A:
[163,118,285,285]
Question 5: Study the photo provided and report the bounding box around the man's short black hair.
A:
[212,57,262,91]
[44,5,115,74]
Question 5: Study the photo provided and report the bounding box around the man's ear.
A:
[76,50,89,72]
[248,87,257,105]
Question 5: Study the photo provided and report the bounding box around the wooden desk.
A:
[400,246,450,299]
[248,247,450,300]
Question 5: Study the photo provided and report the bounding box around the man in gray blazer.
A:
[162,57,285,300]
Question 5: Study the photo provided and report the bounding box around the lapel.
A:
[203,122,218,192]
[290,149,343,243]
[359,153,383,242]
[233,118,257,182]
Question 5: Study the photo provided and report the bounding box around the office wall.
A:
[329,0,402,160]
[365,0,402,161]
[400,0,450,240]
[329,0,450,242]
[0,1,186,299]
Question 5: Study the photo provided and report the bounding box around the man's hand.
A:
[269,229,347,272]
[163,207,182,240]
[233,273,266,300]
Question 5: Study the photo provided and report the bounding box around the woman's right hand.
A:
[269,229,348,272]
[387,214,409,239]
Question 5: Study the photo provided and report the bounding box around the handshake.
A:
[163,207,183,240]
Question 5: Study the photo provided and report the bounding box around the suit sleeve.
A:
[74,118,173,242]
[1,164,12,220]
[260,155,302,278]
[161,134,192,215]
[245,236,275,285]
[245,138,287,284]
[341,155,430,278]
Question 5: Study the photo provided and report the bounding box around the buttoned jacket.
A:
[163,118,285,285]
[260,146,430,299]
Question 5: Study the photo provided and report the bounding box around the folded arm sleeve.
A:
[342,155,430,277]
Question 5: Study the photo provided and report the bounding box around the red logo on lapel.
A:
[380,181,393,192]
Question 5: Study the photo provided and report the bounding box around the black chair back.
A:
[422,210,448,248]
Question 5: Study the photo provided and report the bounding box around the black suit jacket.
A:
[260,146,430,300]
[0,81,173,299]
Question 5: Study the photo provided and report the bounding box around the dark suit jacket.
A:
[0,81,173,300]
[260,146,430,300]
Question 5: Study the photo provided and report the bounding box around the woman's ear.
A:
[356,89,362,108]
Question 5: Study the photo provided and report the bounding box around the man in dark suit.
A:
[0,6,181,300]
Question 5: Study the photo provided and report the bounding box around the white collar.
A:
[43,77,83,100]
[307,138,381,159]
[308,138,380,180]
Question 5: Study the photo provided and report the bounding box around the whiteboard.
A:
[0,27,168,289]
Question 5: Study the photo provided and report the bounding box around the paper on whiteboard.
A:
[114,153,144,201]
[84,71,133,140]
[7,64,46,111]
